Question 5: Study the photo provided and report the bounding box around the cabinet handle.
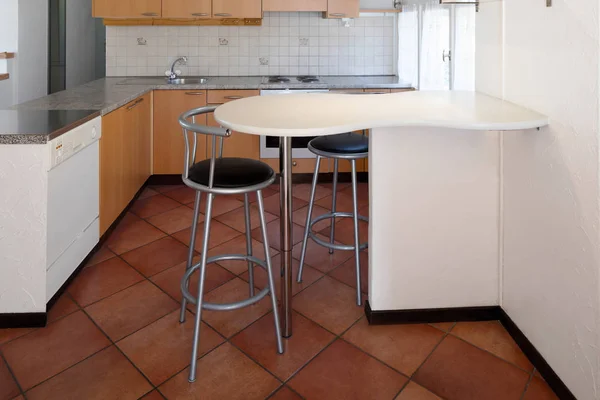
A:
[141,12,158,16]
[185,92,205,96]
[214,13,232,17]
[292,161,298,167]
[329,13,346,16]
[126,98,144,111]
[191,13,209,16]
[224,96,243,100]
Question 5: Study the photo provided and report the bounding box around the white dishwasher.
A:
[46,117,101,301]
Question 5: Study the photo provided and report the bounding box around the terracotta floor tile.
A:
[172,221,242,252]
[293,204,332,231]
[194,195,245,217]
[341,183,369,207]
[292,184,333,202]
[140,391,165,400]
[47,293,79,323]
[151,184,184,193]
[293,276,364,334]
[239,254,324,299]
[233,187,278,204]
[85,281,178,341]
[451,321,533,372]
[67,257,144,307]
[262,193,307,216]
[201,278,273,338]
[0,357,20,400]
[289,339,406,400]
[158,343,280,400]
[25,346,151,400]
[2,312,110,390]
[85,245,115,267]
[319,217,368,249]
[534,368,543,379]
[315,192,359,214]
[215,204,278,233]
[395,381,442,400]
[121,237,191,277]
[329,252,368,294]
[130,194,181,219]
[118,310,224,386]
[147,206,202,235]
[251,219,305,251]
[318,182,352,192]
[12,396,24,400]
[163,186,197,205]
[151,260,236,305]
[430,322,455,332]
[269,386,303,400]
[522,377,559,400]
[0,328,33,347]
[343,318,444,376]
[413,335,530,400]
[138,187,159,200]
[207,235,277,275]
[232,311,334,380]
[105,219,167,255]
[292,234,353,273]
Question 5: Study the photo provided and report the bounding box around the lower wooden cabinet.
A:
[262,158,330,174]
[100,93,152,234]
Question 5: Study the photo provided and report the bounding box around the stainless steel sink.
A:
[167,78,208,85]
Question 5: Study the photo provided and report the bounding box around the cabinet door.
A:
[163,0,212,18]
[212,0,262,18]
[131,92,152,193]
[93,0,162,18]
[100,107,126,234]
[154,90,208,174]
[326,0,359,18]
[264,0,326,12]
[207,113,260,160]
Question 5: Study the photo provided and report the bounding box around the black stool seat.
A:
[310,133,369,155]
[188,157,275,189]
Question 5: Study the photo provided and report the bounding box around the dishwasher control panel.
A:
[49,117,102,170]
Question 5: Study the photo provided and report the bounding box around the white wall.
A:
[0,0,19,107]
[66,0,97,88]
[476,0,600,398]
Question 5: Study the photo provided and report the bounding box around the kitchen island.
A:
[214,91,549,333]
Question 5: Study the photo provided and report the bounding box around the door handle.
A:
[224,96,243,100]
[191,13,209,16]
[126,98,144,111]
[329,13,346,17]
[442,49,452,62]
[185,92,205,96]
[214,13,232,17]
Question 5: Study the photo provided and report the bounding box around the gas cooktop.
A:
[266,76,322,84]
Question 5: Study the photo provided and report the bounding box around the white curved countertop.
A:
[214,91,549,136]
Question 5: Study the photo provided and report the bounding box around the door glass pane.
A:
[453,4,476,90]
[420,5,450,90]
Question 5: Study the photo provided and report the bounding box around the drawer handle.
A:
[185,92,205,96]
[126,98,144,111]
[292,161,298,167]
[329,13,346,16]
[224,96,243,100]
[191,12,209,16]
[141,12,158,16]
[214,13,232,17]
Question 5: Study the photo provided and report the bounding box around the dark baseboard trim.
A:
[365,301,576,399]
[147,174,183,185]
[148,172,369,186]
[364,301,501,325]
[0,313,46,329]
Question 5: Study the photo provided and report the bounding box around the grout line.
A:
[519,370,535,400]
[0,350,27,399]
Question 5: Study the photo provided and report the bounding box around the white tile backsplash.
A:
[105,12,396,77]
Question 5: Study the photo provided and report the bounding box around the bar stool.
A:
[297,133,369,306]
[178,106,283,383]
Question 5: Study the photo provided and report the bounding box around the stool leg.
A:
[350,160,362,306]
[180,191,202,323]
[329,158,339,254]
[256,190,284,353]
[188,193,214,383]
[297,156,322,283]
[244,193,255,297]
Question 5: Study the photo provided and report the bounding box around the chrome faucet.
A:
[167,56,188,81]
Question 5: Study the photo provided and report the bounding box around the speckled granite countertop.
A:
[0,109,100,144]
[5,75,412,143]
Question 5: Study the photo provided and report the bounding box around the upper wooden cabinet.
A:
[326,0,360,18]
[264,0,327,12]
[212,0,262,18]
[163,0,212,18]
[93,0,162,18]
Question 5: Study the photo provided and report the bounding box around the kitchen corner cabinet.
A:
[93,0,162,18]
[100,93,152,234]
[326,0,360,18]
[163,0,212,18]
[212,0,262,18]
[264,0,327,12]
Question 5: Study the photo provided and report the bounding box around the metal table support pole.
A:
[279,136,293,338]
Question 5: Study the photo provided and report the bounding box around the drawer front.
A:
[207,90,260,104]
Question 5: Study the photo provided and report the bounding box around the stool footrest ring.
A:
[181,254,271,311]
[308,212,368,252]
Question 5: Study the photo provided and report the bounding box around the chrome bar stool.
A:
[178,106,283,383]
[297,133,369,306]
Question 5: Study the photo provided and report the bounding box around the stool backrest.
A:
[179,105,232,188]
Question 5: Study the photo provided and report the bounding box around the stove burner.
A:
[268,76,291,83]
[297,76,320,83]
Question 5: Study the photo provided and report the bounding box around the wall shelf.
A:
[0,74,9,81]
[0,53,15,59]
